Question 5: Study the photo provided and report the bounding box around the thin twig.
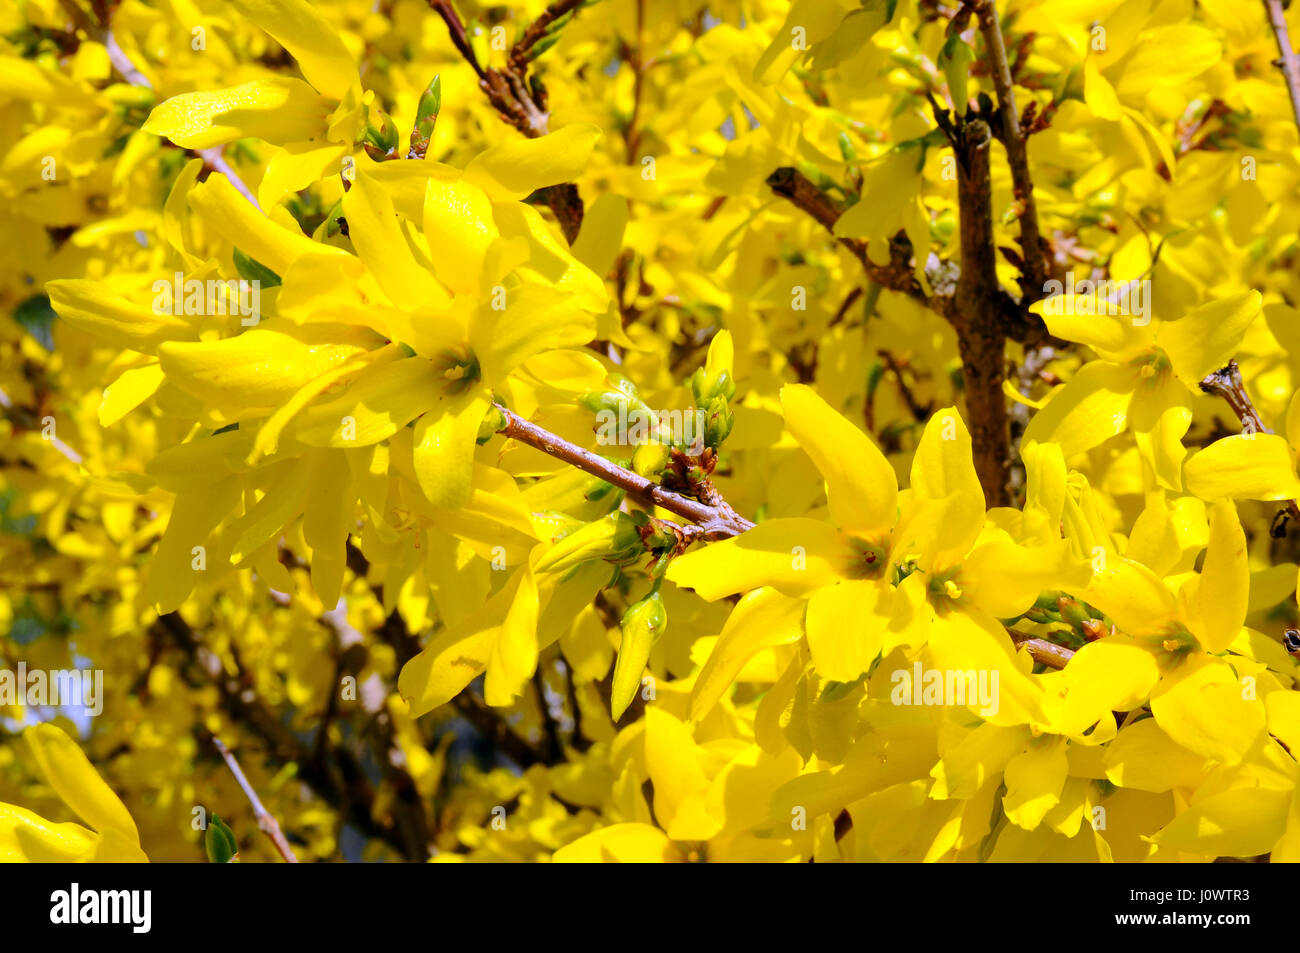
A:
[59,1,263,209]
[1265,0,1300,135]
[211,736,299,863]
[428,0,587,240]
[495,404,754,538]
[766,167,926,302]
[1200,360,1300,530]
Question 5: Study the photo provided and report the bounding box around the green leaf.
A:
[13,294,56,352]
[205,813,239,863]
[232,248,282,288]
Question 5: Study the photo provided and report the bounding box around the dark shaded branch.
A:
[950,118,1012,507]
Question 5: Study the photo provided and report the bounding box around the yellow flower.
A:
[1,724,147,863]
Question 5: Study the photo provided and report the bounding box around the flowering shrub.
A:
[2,0,1299,864]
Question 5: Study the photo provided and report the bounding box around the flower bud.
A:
[611,589,667,719]
[702,395,734,448]
[408,74,441,160]
[534,512,642,574]
[691,330,736,404]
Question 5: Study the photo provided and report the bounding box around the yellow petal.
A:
[47,279,197,354]
[422,178,499,294]
[665,518,847,601]
[570,193,629,278]
[1082,556,1176,635]
[99,362,164,426]
[462,123,602,201]
[228,0,359,100]
[343,167,451,310]
[1156,291,1262,386]
[552,823,683,862]
[144,478,241,612]
[691,588,805,720]
[1150,656,1266,766]
[143,78,331,149]
[24,724,140,844]
[1002,737,1068,831]
[189,173,347,275]
[469,284,595,382]
[1102,717,1209,792]
[158,323,382,417]
[1184,433,1300,501]
[484,558,541,706]
[805,580,892,683]
[0,803,97,862]
[961,538,1093,619]
[411,387,491,510]
[1022,360,1137,458]
[780,384,897,535]
[1152,787,1290,858]
[292,356,440,447]
[900,407,986,564]
[1194,499,1249,652]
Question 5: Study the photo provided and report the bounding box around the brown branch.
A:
[1265,0,1300,136]
[970,0,1048,300]
[428,0,586,241]
[345,542,554,769]
[766,167,926,303]
[495,404,755,538]
[1006,630,1074,670]
[211,736,299,863]
[1200,360,1300,531]
[951,118,1012,507]
[153,612,419,859]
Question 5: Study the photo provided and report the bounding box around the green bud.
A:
[938,35,974,117]
[476,404,506,443]
[409,75,441,159]
[534,511,642,574]
[703,395,734,448]
[528,32,561,60]
[205,814,238,863]
[1056,595,1092,628]
[363,108,400,160]
[611,588,667,719]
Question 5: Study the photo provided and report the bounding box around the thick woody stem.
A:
[494,405,754,538]
[1265,0,1300,135]
[953,119,1012,507]
[971,0,1048,300]
[212,736,299,863]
